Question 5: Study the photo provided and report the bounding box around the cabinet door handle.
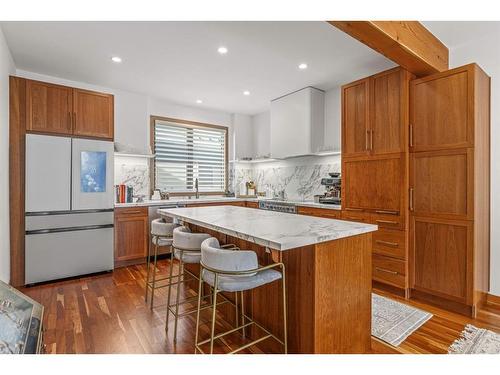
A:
[409,188,414,211]
[375,240,399,248]
[73,112,76,129]
[122,210,142,214]
[345,208,363,212]
[376,220,398,225]
[370,129,374,150]
[409,124,414,147]
[68,112,72,130]
[375,267,399,275]
[375,210,398,215]
[365,129,370,150]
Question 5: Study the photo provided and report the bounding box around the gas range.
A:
[258,200,297,214]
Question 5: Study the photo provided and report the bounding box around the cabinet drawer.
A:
[297,206,341,219]
[372,229,406,259]
[371,211,404,229]
[341,209,370,223]
[372,254,406,288]
[115,206,148,217]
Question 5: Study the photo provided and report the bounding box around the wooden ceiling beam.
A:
[329,21,449,77]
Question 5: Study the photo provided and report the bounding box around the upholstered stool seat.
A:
[165,227,242,344]
[202,269,282,292]
[194,237,287,354]
[145,218,179,309]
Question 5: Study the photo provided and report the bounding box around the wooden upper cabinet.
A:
[73,89,114,139]
[25,79,114,140]
[342,78,370,157]
[371,69,405,154]
[410,65,472,151]
[26,80,73,135]
[343,156,402,212]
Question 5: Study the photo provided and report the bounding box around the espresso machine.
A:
[316,172,341,205]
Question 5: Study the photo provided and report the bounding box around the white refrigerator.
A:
[25,134,115,284]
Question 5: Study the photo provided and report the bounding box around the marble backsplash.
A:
[229,154,341,201]
[114,155,150,198]
[115,153,341,202]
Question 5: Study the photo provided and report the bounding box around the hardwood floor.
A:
[20,259,500,354]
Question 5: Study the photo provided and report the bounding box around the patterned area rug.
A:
[372,293,433,346]
[448,324,500,354]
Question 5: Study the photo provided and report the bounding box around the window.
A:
[152,117,227,194]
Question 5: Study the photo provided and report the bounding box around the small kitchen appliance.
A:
[316,172,341,205]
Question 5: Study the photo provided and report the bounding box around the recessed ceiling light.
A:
[298,63,308,70]
[217,46,228,55]
[196,99,203,104]
[243,90,250,96]
[111,56,122,63]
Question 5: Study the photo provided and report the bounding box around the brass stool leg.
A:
[241,291,246,338]
[165,248,174,333]
[194,266,204,354]
[210,273,219,354]
[150,239,159,310]
[282,266,287,354]
[173,254,183,343]
[235,292,239,329]
[145,235,153,303]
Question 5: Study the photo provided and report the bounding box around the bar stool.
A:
[145,218,179,309]
[195,237,287,354]
[166,226,240,343]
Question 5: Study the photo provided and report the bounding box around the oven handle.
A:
[26,224,114,235]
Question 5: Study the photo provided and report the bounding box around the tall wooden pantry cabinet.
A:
[341,67,414,297]
[409,64,490,317]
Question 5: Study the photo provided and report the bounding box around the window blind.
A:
[154,119,227,193]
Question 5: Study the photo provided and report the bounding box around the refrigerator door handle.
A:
[26,208,114,216]
[26,224,114,235]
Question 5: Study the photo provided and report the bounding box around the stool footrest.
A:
[195,317,285,354]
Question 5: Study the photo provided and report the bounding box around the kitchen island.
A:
[159,205,377,353]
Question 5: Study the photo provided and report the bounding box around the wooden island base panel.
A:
[159,205,377,354]
[186,224,373,354]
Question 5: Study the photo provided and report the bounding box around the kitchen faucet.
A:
[195,178,199,199]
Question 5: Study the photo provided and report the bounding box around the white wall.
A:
[448,32,500,296]
[0,27,16,283]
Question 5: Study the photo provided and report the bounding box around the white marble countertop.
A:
[115,197,341,211]
[158,206,376,251]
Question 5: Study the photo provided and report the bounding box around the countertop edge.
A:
[115,197,341,211]
[159,208,377,251]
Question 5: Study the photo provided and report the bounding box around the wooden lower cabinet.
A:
[297,206,340,219]
[114,207,149,266]
[189,201,246,208]
[246,201,259,209]
[341,209,409,294]
[410,217,472,306]
[372,228,406,260]
[372,254,406,289]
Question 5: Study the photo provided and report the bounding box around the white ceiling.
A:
[0,21,396,115]
[423,21,500,50]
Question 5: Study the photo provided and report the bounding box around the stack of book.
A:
[115,184,133,203]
